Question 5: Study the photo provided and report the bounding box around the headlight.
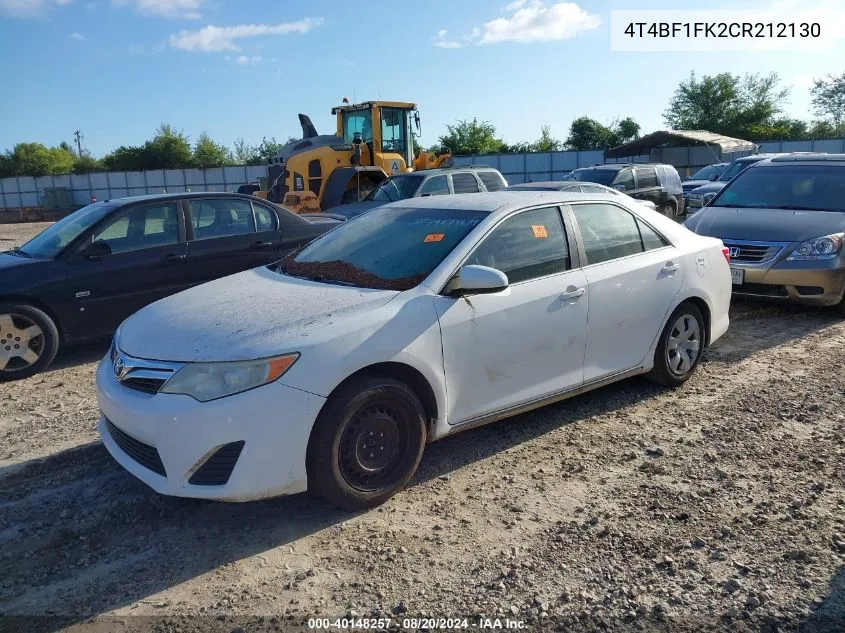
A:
[161,353,300,402]
[787,233,844,261]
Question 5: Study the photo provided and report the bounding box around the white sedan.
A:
[96,191,732,511]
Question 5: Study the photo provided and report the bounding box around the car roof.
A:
[404,166,501,176]
[102,191,267,206]
[748,154,845,167]
[377,190,624,217]
[505,181,578,190]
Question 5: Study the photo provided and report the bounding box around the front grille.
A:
[723,241,784,263]
[189,441,245,486]
[733,282,788,297]
[106,419,167,477]
[122,377,167,394]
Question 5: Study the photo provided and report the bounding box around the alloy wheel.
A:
[0,313,45,372]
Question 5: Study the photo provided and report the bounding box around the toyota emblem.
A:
[113,354,125,378]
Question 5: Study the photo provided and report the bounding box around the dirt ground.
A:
[1,223,843,633]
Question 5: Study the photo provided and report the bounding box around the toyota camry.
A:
[96,191,731,511]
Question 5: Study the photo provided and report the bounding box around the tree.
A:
[72,153,104,174]
[810,72,845,129]
[807,120,845,138]
[193,132,232,168]
[614,117,641,144]
[437,118,505,155]
[144,123,193,169]
[564,117,618,150]
[0,142,75,177]
[663,71,790,139]
[102,145,147,171]
[530,125,563,152]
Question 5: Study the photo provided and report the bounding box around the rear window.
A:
[478,171,505,191]
[452,173,481,194]
[710,164,845,212]
[563,168,617,186]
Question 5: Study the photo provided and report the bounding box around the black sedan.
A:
[0,192,341,381]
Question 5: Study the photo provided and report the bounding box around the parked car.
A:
[685,153,788,212]
[97,190,731,511]
[0,192,341,381]
[563,163,685,218]
[682,162,729,206]
[504,180,658,210]
[329,166,508,219]
[684,153,845,310]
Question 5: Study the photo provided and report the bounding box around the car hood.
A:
[687,181,728,196]
[682,179,710,191]
[0,251,44,270]
[334,200,383,218]
[686,206,845,242]
[117,265,399,362]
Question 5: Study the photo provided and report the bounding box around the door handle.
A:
[662,261,680,273]
[250,240,275,250]
[558,286,585,301]
[162,253,187,263]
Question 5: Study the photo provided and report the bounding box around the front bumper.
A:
[96,357,327,502]
[731,258,845,307]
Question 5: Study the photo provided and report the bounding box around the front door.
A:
[435,206,588,425]
[568,202,683,381]
[64,200,188,339]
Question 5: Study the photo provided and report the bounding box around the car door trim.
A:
[448,365,644,431]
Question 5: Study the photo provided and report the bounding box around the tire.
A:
[659,200,677,218]
[0,302,60,382]
[307,376,427,511]
[647,302,705,388]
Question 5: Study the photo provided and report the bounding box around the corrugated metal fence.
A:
[0,165,268,210]
[1,137,843,210]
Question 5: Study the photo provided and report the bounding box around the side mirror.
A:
[709,173,719,181]
[82,240,112,261]
[613,183,626,191]
[445,265,508,296]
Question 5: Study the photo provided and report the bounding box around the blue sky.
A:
[0,0,843,157]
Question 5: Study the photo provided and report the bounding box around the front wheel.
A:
[659,201,677,218]
[307,376,427,511]
[0,302,60,382]
[647,302,705,387]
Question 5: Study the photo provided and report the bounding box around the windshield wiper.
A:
[7,246,31,258]
[767,205,844,212]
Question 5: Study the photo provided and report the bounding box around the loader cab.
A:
[333,101,417,173]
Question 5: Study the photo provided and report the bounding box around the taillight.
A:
[722,247,731,264]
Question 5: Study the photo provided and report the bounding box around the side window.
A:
[466,206,570,284]
[635,167,659,188]
[418,176,450,196]
[478,171,505,192]
[580,184,609,194]
[637,218,669,251]
[451,173,481,194]
[570,203,644,265]
[612,169,635,191]
[189,199,256,240]
[91,203,179,254]
[253,203,278,232]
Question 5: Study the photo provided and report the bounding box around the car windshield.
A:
[15,201,118,259]
[719,159,759,181]
[690,165,722,180]
[367,175,424,202]
[278,206,487,291]
[562,169,616,186]
[709,164,845,211]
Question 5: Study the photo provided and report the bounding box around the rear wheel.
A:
[647,302,705,387]
[307,376,427,511]
[0,302,60,382]
[659,200,677,218]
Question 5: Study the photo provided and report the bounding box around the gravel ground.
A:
[1,223,843,633]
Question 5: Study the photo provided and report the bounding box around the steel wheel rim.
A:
[666,313,701,376]
[662,204,673,217]
[0,313,45,372]
[339,400,411,493]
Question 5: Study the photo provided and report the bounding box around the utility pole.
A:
[73,130,83,156]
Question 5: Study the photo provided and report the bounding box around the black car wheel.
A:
[0,302,60,382]
[647,301,705,388]
[307,376,427,511]
[659,201,677,218]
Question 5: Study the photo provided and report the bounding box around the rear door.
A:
[64,200,188,338]
[568,201,683,382]
[183,196,282,287]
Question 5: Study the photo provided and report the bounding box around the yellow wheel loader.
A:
[264,100,453,214]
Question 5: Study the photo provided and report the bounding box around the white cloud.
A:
[235,55,262,65]
[432,29,464,49]
[70,31,85,40]
[433,1,599,48]
[169,17,324,52]
[0,0,69,17]
[112,0,205,19]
